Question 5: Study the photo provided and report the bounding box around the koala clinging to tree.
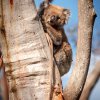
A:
[35,0,72,76]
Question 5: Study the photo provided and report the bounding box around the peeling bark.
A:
[63,0,96,100]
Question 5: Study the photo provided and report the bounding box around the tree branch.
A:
[80,61,100,100]
[63,0,96,100]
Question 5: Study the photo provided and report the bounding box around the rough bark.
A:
[0,0,58,99]
[63,0,96,100]
[80,61,100,100]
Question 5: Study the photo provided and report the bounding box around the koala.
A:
[35,0,72,76]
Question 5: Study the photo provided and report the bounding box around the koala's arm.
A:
[46,23,63,45]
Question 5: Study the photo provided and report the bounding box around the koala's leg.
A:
[46,23,63,45]
[54,42,72,76]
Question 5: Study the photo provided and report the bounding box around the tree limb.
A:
[80,61,100,100]
[63,0,96,100]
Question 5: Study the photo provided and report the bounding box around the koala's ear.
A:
[40,1,49,9]
[43,1,49,8]
[63,9,70,16]
[44,0,53,7]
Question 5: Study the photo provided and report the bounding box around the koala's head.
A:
[42,4,70,27]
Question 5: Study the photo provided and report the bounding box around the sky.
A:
[35,0,100,100]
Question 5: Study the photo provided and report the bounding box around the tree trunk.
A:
[0,0,63,99]
[63,0,96,100]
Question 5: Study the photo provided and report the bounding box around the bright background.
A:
[35,0,100,100]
